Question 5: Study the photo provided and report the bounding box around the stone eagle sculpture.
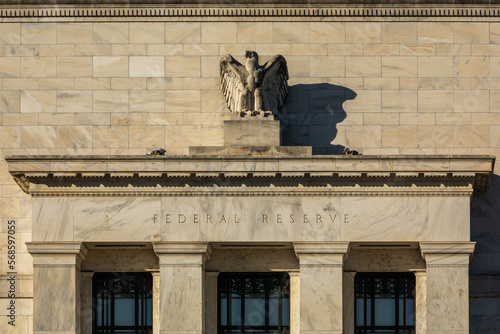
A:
[220,51,288,116]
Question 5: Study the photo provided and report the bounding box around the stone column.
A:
[342,271,356,334]
[412,270,426,334]
[205,271,219,334]
[151,270,161,334]
[27,242,88,334]
[293,242,350,334]
[420,242,475,334]
[288,270,300,334]
[153,242,212,334]
[80,271,94,334]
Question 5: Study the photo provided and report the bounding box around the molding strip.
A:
[2,6,500,19]
[29,190,475,197]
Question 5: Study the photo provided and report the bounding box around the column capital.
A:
[419,241,476,265]
[26,241,88,266]
[206,271,219,277]
[293,242,350,265]
[153,242,212,265]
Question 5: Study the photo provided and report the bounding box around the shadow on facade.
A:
[279,83,356,155]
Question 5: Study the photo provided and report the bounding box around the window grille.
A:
[218,272,290,334]
[355,272,415,334]
[93,272,153,334]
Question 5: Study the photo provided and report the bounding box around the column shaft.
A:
[289,271,300,334]
[420,242,475,334]
[80,271,94,334]
[152,271,161,334]
[27,242,87,334]
[413,271,427,334]
[154,242,211,334]
[205,271,219,334]
[294,242,349,334]
[342,271,356,334]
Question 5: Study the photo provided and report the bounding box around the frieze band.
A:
[2,6,500,19]
[29,190,474,197]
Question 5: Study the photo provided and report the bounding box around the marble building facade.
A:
[0,1,500,334]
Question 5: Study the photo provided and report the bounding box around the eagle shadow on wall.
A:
[279,83,356,155]
[219,51,356,155]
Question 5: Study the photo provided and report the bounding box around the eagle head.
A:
[245,51,259,62]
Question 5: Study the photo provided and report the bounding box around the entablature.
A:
[6,154,495,196]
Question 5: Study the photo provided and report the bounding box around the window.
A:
[355,272,415,334]
[218,272,290,334]
[93,272,153,334]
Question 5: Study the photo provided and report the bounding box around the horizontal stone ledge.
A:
[6,154,494,194]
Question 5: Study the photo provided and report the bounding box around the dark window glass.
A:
[218,272,290,334]
[93,272,153,334]
[355,272,415,334]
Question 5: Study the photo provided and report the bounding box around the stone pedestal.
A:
[153,242,212,334]
[293,242,350,334]
[420,242,475,334]
[189,115,313,156]
[26,242,87,334]
[223,118,280,146]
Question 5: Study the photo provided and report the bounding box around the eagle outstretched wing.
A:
[220,55,249,114]
[261,55,288,115]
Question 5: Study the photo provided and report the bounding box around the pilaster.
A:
[342,271,356,334]
[412,270,427,334]
[80,271,94,334]
[420,242,475,334]
[151,270,161,334]
[293,242,350,334]
[153,242,212,334]
[205,271,219,334]
[26,242,88,334]
[288,270,300,334]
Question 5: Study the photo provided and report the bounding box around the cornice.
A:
[2,5,500,20]
[5,154,495,196]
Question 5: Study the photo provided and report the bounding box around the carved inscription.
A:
[153,213,342,224]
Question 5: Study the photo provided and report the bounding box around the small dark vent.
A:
[359,244,411,248]
[94,244,146,248]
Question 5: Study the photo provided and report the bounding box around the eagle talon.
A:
[239,110,253,117]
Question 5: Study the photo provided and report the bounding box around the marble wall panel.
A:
[428,197,470,241]
[0,23,20,44]
[74,197,162,242]
[21,23,56,44]
[32,197,74,242]
[340,197,429,241]
[300,197,341,242]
